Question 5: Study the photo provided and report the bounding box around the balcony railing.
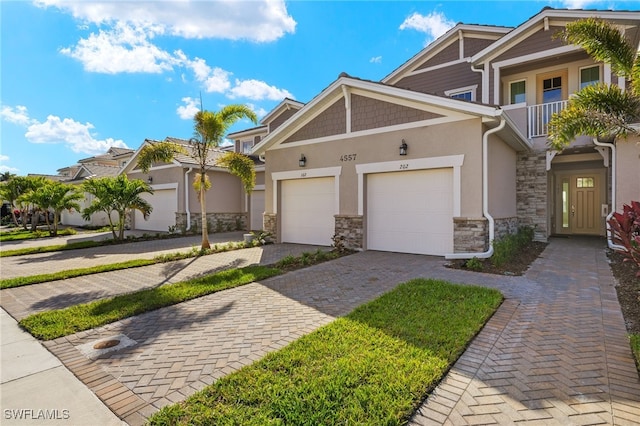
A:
[527,100,568,138]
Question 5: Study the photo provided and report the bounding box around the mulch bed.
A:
[445,241,548,276]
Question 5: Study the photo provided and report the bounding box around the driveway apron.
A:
[4,237,639,425]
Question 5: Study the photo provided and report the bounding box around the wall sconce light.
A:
[399,139,408,156]
[147,176,153,184]
[299,154,307,167]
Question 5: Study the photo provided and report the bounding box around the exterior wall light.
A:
[147,176,153,184]
[399,139,408,156]
[299,154,307,167]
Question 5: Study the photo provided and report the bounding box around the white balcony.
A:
[527,100,568,138]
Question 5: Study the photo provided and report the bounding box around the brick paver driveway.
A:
[5,237,640,425]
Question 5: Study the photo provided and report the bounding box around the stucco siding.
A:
[351,95,442,131]
[187,171,244,213]
[394,62,481,98]
[615,136,640,212]
[284,100,345,143]
[488,136,517,218]
[265,118,484,218]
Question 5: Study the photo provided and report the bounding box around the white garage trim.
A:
[271,166,341,215]
[355,155,464,216]
[150,183,178,191]
[135,183,178,232]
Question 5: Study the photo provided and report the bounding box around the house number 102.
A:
[400,164,409,170]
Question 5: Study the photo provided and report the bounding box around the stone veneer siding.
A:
[516,151,548,241]
[263,213,277,242]
[494,217,519,240]
[334,215,363,250]
[453,217,488,253]
[176,212,247,233]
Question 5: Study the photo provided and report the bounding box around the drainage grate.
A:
[77,334,137,359]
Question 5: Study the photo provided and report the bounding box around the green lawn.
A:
[631,334,640,372]
[148,279,503,425]
[0,228,77,242]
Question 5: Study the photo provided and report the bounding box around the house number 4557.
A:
[340,154,357,162]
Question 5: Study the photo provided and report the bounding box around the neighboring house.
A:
[227,98,305,230]
[58,147,134,227]
[122,137,256,233]
[250,8,640,257]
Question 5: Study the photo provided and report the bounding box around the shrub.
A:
[491,226,534,268]
[608,201,640,276]
[465,257,483,271]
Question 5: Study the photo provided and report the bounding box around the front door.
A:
[556,172,603,235]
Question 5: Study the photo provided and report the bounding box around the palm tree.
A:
[0,176,29,227]
[20,180,83,236]
[138,105,257,249]
[12,176,47,230]
[82,175,153,240]
[548,18,640,149]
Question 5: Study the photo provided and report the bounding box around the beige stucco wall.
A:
[615,136,640,211]
[265,118,485,218]
[186,170,244,213]
[488,135,517,218]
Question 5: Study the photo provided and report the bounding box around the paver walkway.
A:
[2,236,639,425]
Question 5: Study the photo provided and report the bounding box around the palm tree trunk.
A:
[200,186,210,249]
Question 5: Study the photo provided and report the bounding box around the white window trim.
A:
[355,155,464,216]
[508,78,527,105]
[444,84,478,101]
[579,64,601,89]
[271,166,342,215]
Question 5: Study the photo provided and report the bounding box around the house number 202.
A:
[399,164,409,170]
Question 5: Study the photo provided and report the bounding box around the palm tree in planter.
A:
[548,17,640,149]
[137,105,257,249]
[82,174,154,241]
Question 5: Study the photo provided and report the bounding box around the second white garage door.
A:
[367,168,453,255]
[134,189,177,232]
[281,177,334,246]
[250,190,265,231]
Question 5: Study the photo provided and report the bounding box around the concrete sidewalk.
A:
[0,308,125,426]
[0,231,245,279]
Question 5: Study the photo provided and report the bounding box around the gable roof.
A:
[252,74,530,155]
[383,23,512,85]
[260,98,305,125]
[470,7,640,65]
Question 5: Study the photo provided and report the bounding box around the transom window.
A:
[576,177,594,188]
[510,80,526,104]
[444,85,477,102]
[580,66,600,89]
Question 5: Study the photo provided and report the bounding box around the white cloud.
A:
[24,115,128,155]
[1,105,36,126]
[229,79,292,101]
[399,11,456,44]
[60,22,178,74]
[0,155,8,162]
[177,97,200,120]
[0,155,19,173]
[370,56,382,64]
[246,103,268,119]
[36,0,296,42]
[559,0,598,8]
[184,57,233,93]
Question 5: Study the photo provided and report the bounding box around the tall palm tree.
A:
[82,175,153,240]
[548,18,640,149]
[138,104,257,249]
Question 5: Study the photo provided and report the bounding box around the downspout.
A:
[592,137,624,251]
[184,167,194,231]
[446,117,506,260]
[469,62,487,104]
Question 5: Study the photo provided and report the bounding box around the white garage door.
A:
[250,190,265,231]
[135,189,177,232]
[367,168,453,255]
[281,177,334,246]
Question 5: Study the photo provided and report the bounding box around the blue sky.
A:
[1,0,637,175]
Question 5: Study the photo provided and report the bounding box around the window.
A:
[510,80,526,104]
[576,177,594,188]
[580,66,600,89]
[242,141,253,154]
[542,76,562,103]
[444,85,477,102]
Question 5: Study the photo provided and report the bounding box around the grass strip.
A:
[0,259,157,289]
[0,240,102,257]
[19,265,280,340]
[631,334,640,373]
[0,228,77,242]
[148,279,503,425]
